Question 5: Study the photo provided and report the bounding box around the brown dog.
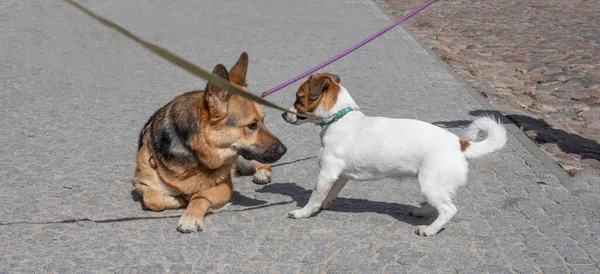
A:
[134,52,287,233]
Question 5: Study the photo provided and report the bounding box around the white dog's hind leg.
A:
[288,173,340,219]
[415,156,466,236]
[321,178,348,210]
[416,192,457,236]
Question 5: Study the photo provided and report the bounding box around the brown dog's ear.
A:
[205,64,232,118]
[309,74,337,100]
[229,52,248,86]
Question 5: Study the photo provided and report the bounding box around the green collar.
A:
[320,107,355,127]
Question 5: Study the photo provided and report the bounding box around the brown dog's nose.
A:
[276,142,287,156]
[281,112,287,120]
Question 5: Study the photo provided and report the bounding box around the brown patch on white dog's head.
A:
[294,73,341,115]
[459,139,470,152]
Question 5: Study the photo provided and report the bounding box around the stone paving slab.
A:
[1,0,599,272]
[377,0,600,174]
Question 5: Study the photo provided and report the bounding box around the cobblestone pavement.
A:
[378,0,600,175]
[1,0,599,273]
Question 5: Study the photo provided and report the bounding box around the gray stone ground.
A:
[1,0,599,273]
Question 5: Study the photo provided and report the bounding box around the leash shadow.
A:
[256,183,435,226]
[271,156,318,168]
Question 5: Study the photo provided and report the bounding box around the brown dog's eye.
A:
[247,122,258,131]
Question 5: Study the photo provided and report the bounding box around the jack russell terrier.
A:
[282,73,507,236]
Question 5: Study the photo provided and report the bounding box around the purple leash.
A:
[260,0,436,98]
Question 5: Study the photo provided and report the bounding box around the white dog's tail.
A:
[462,116,507,159]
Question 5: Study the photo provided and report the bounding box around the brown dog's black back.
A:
[138,111,157,151]
[139,91,205,170]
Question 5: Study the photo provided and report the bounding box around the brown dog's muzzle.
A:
[237,140,287,164]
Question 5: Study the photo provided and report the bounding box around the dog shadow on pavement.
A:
[229,191,269,207]
[505,114,600,162]
[130,188,143,203]
[256,183,436,226]
[432,110,511,129]
[433,110,600,163]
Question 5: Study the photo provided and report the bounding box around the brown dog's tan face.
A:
[203,53,286,164]
[282,73,341,124]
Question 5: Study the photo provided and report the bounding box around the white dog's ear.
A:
[327,73,340,83]
[309,74,339,100]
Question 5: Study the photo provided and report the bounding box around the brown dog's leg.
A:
[252,162,272,185]
[135,143,186,211]
[176,179,233,233]
[234,158,273,185]
[134,180,186,211]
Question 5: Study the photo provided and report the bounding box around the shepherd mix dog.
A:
[135,52,287,233]
[282,73,507,236]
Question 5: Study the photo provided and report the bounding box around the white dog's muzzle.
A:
[282,111,297,124]
[282,106,304,125]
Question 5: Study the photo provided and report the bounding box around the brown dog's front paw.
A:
[177,215,204,233]
[252,169,272,185]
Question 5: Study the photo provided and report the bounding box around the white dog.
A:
[282,73,507,236]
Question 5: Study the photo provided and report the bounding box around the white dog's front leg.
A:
[321,178,348,210]
[288,173,339,219]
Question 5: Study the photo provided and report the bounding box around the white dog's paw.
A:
[287,209,311,219]
[415,225,439,236]
[177,215,204,233]
[252,169,272,185]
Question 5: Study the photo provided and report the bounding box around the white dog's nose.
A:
[282,106,300,124]
[282,111,297,124]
